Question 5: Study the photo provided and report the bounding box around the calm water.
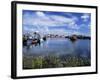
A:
[23,38,90,59]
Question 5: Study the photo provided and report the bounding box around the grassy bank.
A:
[23,54,90,69]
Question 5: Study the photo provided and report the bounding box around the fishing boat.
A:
[31,39,40,44]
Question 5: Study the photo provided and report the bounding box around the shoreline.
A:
[23,54,91,69]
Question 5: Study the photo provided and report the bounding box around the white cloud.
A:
[72,16,78,22]
[49,14,79,27]
[23,11,80,35]
[79,23,91,30]
[48,29,67,35]
[50,29,83,36]
[81,13,90,22]
[36,11,45,17]
[50,15,71,23]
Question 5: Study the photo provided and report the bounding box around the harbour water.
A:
[23,38,90,58]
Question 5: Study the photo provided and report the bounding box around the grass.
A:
[23,54,90,69]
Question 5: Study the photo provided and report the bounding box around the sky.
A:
[22,10,91,36]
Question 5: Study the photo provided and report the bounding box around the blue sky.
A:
[22,10,91,36]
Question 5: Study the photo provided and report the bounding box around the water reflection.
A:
[23,38,90,59]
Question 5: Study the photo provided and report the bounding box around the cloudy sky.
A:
[22,10,91,36]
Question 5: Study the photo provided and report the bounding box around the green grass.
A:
[23,54,90,69]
